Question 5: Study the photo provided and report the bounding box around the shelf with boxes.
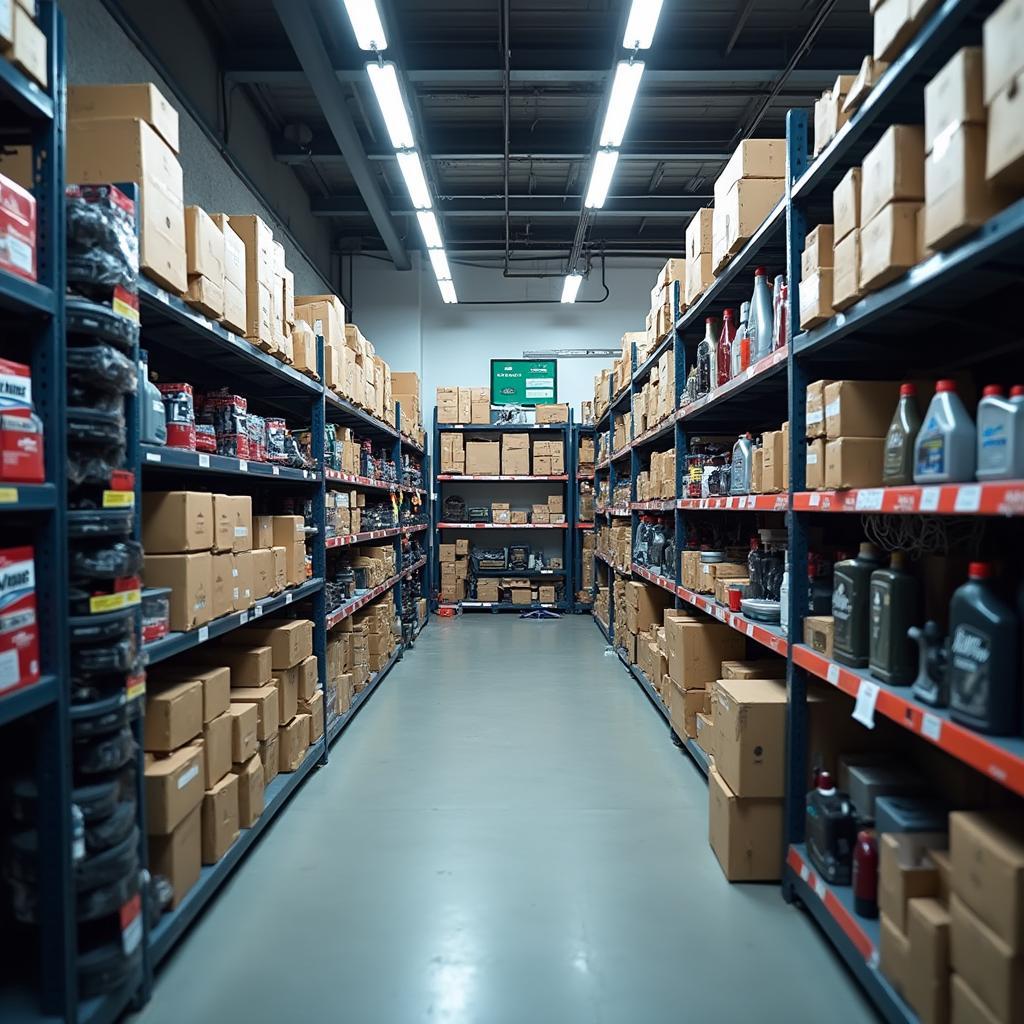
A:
[325,524,428,550]
[141,444,320,483]
[793,479,1024,514]
[325,559,427,629]
[326,644,402,746]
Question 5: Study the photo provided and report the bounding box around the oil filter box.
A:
[0,546,39,693]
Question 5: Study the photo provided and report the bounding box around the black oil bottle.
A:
[949,562,1022,736]
[869,552,920,685]
[833,543,885,668]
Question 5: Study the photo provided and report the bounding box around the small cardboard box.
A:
[279,712,310,772]
[148,805,200,908]
[803,615,834,658]
[685,206,713,260]
[950,893,1024,1022]
[708,765,784,882]
[801,224,836,278]
[232,754,264,827]
[143,491,213,553]
[230,684,280,741]
[879,831,945,932]
[144,679,203,752]
[201,772,239,864]
[145,745,204,835]
[806,437,827,490]
[861,125,926,226]
[860,201,922,291]
[144,552,213,632]
[833,166,862,242]
[201,712,232,789]
[832,229,863,311]
[713,677,788,798]
[805,379,835,439]
[234,619,313,669]
[799,269,835,330]
[227,702,258,763]
[825,436,885,490]
[535,403,569,424]
[824,380,901,438]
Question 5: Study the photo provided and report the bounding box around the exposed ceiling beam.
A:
[312,196,709,219]
[271,0,410,270]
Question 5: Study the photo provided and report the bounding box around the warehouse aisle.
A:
[134,616,877,1024]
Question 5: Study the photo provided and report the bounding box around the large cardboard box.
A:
[193,644,272,688]
[861,125,926,226]
[144,679,202,752]
[951,893,1024,1022]
[67,118,187,294]
[230,215,275,346]
[144,552,213,632]
[209,213,246,334]
[233,619,313,669]
[799,269,834,330]
[184,205,224,286]
[145,745,204,835]
[982,0,1024,105]
[833,229,863,311]
[951,811,1024,951]
[148,804,200,908]
[227,702,258,763]
[906,897,951,1024]
[879,831,945,932]
[274,668,299,725]
[714,139,787,202]
[230,684,280,741]
[951,974,1002,1024]
[708,765,784,881]
[860,201,922,291]
[297,655,318,701]
[232,754,264,828]
[833,166,862,242]
[201,712,231,788]
[806,437,827,490]
[68,82,179,152]
[143,491,213,553]
[210,493,236,553]
[824,380,900,438]
[279,712,310,772]
[210,552,233,619]
[6,7,46,89]
[466,441,500,475]
[925,47,985,154]
[535,403,569,424]
[986,74,1024,191]
[712,177,784,269]
[713,677,788,798]
[201,772,239,864]
[880,912,911,997]
[825,436,885,490]
[667,620,746,690]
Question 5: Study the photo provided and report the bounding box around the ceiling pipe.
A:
[271,0,411,270]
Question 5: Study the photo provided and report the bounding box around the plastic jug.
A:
[977,384,1024,480]
[914,379,976,484]
[139,349,167,446]
[833,543,885,667]
[717,309,735,388]
[949,562,1021,735]
[868,552,919,685]
[883,383,921,486]
[749,267,775,361]
[730,433,754,496]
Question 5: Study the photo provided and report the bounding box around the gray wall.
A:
[62,0,336,296]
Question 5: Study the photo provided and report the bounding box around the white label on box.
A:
[954,485,981,513]
[234,526,248,537]
[0,648,20,689]
[232,587,239,599]
[198,626,209,643]
[826,663,840,685]
[198,454,210,468]
[852,680,880,729]
[855,488,884,511]
[806,409,823,425]
[239,460,248,472]
[921,712,942,742]
[824,400,840,419]
[918,487,940,512]
[177,764,199,790]
[807,451,818,465]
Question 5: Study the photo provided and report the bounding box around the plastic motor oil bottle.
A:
[977,384,1024,480]
[868,552,919,685]
[749,267,775,361]
[833,543,885,668]
[730,433,754,496]
[883,384,921,486]
[914,379,976,484]
[949,562,1022,735]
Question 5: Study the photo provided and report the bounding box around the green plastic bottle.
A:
[833,543,885,668]
[868,552,919,685]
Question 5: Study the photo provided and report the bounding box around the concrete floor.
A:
[134,615,878,1024]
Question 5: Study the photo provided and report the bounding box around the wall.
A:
[62,0,336,296]
[351,256,663,419]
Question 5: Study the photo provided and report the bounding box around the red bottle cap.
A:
[723,308,734,320]
[936,379,957,393]
[817,770,835,793]
[968,562,993,580]
[982,385,1004,397]
[899,383,916,397]
[755,266,767,277]
[1012,386,1024,398]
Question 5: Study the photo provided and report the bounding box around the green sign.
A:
[490,359,558,406]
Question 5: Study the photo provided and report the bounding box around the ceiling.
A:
[201,0,872,265]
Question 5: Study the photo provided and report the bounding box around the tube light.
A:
[438,279,458,304]
[599,61,645,148]
[366,62,414,150]
[416,211,443,249]
[623,0,664,50]
[428,248,452,281]
[343,0,388,51]
[585,150,620,209]
[396,151,432,210]
[561,274,583,304]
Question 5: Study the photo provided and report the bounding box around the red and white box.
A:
[0,359,44,482]
[0,546,40,693]
[0,174,37,282]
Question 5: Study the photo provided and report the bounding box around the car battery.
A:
[156,383,195,451]
[0,410,44,482]
[0,546,40,694]
[475,548,506,570]
[467,506,491,522]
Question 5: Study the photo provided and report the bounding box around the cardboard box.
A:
[145,745,204,835]
[720,659,787,680]
[201,772,239,864]
[260,734,280,786]
[67,118,187,294]
[193,644,272,688]
[708,765,784,882]
[712,177,784,269]
[210,214,246,334]
[184,205,224,288]
[926,123,1010,251]
[907,897,951,1023]
[231,215,275,346]
[803,614,835,658]
[185,271,224,320]
[925,47,985,154]
[833,229,863,311]
[667,619,746,690]
[805,437,826,490]
[227,702,258,763]
[274,669,299,725]
[209,493,235,553]
[845,55,890,114]
[144,679,202,752]
[234,619,313,669]
[148,805,200,908]
[805,379,834,438]
[824,380,900,438]
[799,269,834,329]
[801,224,836,278]
[669,682,705,740]
[713,677,788,797]
[232,754,264,827]
[880,912,911,996]
[297,655,318,701]
[465,440,500,475]
[982,0,1024,104]
[68,82,179,153]
[860,201,922,291]
[685,253,715,305]
[951,811,1024,951]
[833,166,862,243]
[714,139,787,202]
[874,0,920,64]
[951,894,1024,1022]
[201,712,231,788]
[208,552,232,620]
[951,974,1002,1024]
[861,125,926,226]
[825,436,885,490]
[143,491,213,553]
[300,690,324,743]
[685,206,713,261]
[230,684,279,741]
[144,552,213,632]
[880,831,946,932]
[535,403,569,424]
[249,547,271,601]
[279,712,310,772]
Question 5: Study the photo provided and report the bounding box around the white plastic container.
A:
[976,385,1024,481]
[913,379,976,484]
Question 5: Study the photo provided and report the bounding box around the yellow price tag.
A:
[102,490,135,508]
[125,675,146,702]
[89,589,141,614]
[0,487,18,504]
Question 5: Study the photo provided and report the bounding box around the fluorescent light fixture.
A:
[438,279,458,304]
[585,150,620,209]
[561,274,583,304]
[599,61,645,147]
[396,151,432,210]
[343,0,388,51]
[366,62,414,149]
[623,0,664,49]
[428,248,452,281]
[416,211,443,249]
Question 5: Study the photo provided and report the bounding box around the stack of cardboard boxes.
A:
[646,259,685,350]
[436,386,490,425]
[326,606,377,717]
[631,348,676,436]
[596,523,632,573]
[358,599,398,674]
[799,224,836,329]
[326,488,363,538]
[2,3,47,89]
[580,532,596,597]
[805,379,899,490]
[812,74,857,156]
[578,435,595,474]
[440,432,466,474]
[984,1,1024,199]
[392,371,423,437]
[532,437,565,475]
[439,540,469,602]
[680,550,748,597]
[635,449,676,501]
[686,208,715,306]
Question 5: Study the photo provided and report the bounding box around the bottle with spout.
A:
[717,309,735,388]
[730,433,754,496]
[977,384,1024,480]
[833,543,886,668]
[749,266,775,361]
[914,379,976,483]
[733,302,752,376]
[696,317,717,398]
[883,384,921,486]
[868,552,919,685]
